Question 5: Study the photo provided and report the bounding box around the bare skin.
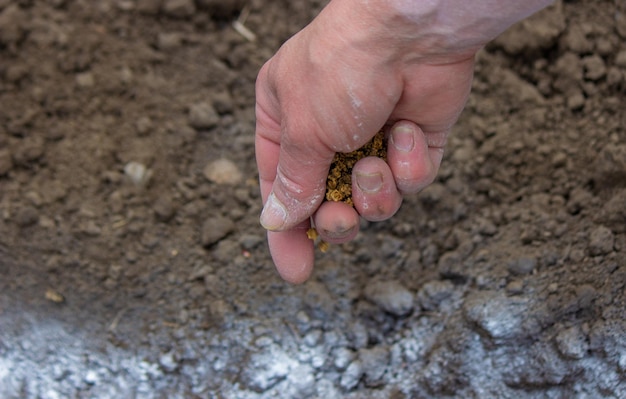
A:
[255,0,553,283]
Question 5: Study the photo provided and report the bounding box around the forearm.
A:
[325,0,554,62]
[392,0,554,45]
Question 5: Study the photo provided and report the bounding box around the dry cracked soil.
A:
[1,0,625,398]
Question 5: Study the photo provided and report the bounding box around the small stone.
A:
[84,369,99,385]
[212,90,234,114]
[241,346,293,392]
[189,102,219,129]
[203,158,242,185]
[15,206,39,227]
[123,161,152,186]
[287,364,316,397]
[555,326,589,359]
[162,0,195,18]
[416,280,455,311]
[333,347,355,371]
[135,116,152,136]
[239,233,263,250]
[75,72,95,87]
[463,291,537,341]
[507,257,537,276]
[136,0,161,14]
[566,91,585,111]
[153,196,176,222]
[159,351,178,372]
[506,280,525,295]
[359,346,390,387]
[340,360,363,391]
[615,50,626,68]
[303,329,322,347]
[588,225,614,256]
[582,55,606,81]
[363,280,414,317]
[201,215,235,247]
[157,32,184,50]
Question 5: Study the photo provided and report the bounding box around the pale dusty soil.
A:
[0,0,625,398]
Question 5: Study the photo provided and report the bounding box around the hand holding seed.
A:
[253,0,541,284]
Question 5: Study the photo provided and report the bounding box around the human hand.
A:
[255,0,549,283]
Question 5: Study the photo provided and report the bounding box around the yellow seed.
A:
[306,228,318,240]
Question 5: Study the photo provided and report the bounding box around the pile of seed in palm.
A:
[325,130,387,206]
[308,130,388,252]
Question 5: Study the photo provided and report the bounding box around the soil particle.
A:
[363,280,414,317]
[588,225,615,256]
[492,0,565,55]
[555,325,589,360]
[200,215,235,247]
[340,360,364,391]
[162,0,196,18]
[507,256,537,276]
[14,205,39,227]
[188,101,220,130]
[359,345,390,387]
[463,291,539,341]
[582,54,607,81]
[203,158,243,185]
[416,280,456,311]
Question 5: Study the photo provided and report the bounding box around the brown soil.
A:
[1,0,624,398]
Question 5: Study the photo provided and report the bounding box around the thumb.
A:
[259,136,333,231]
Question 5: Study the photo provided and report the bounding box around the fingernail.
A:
[260,192,287,230]
[356,172,383,193]
[391,125,415,152]
[322,225,356,240]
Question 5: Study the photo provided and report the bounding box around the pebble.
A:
[302,329,322,348]
[212,90,234,114]
[239,233,263,250]
[124,161,152,186]
[416,280,455,311]
[159,351,178,373]
[200,215,235,247]
[588,225,614,256]
[582,55,607,81]
[188,102,219,130]
[359,346,390,387]
[242,346,293,392]
[136,0,161,14]
[363,280,414,317]
[507,257,537,276]
[333,347,355,371]
[287,364,316,398]
[339,360,363,391]
[157,32,183,50]
[14,206,39,227]
[463,291,537,341]
[162,0,195,18]
[203,158,242,185]
[555,326,589,359]
[75,72,95,87]
[153,196,176,222]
